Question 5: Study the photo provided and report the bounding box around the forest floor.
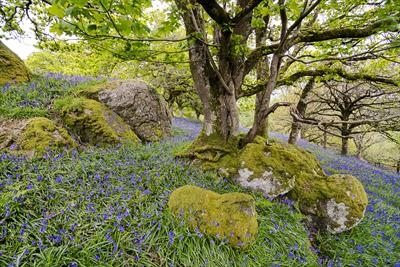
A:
[0,76,399,266]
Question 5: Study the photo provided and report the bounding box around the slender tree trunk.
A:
[288,77,315,144]
[341,136,349,155]
[323,126,328,148]
[288,122,302,144]
[243,54,282,145]
[175,0,215,135]
[341,122,350,155]
[253,24,270,138]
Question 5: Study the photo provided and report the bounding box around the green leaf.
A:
[47,5,65,19]
[87,24,97,32]
[49,23,64,35]
[70,0,88,8]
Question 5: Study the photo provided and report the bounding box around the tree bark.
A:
[288,77,315,144]
[254,27,270,137]
[243,53,282,145]
[341,122,350,155]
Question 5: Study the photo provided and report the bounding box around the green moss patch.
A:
[168,185,258,248]
[178,132,241,163]
[17,117,77,156]
[0,41,30,85]
[76,80,121,100]
[54,97,140,145]
[289,173,368,233]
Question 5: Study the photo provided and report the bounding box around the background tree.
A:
[291,80,400,155]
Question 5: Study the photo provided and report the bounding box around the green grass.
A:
[0,74,102,119]
[1,75,399,266]
[0,140,317,266]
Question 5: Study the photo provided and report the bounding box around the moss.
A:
[178,132,241,163]
[0,41,30,85]
[289,173,368,233]
[76,80,121,100]
[168,185,258,248]
[17,117,77,156]
[186,135,324,178]
[54,97,139,145]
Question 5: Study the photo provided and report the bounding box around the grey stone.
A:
[96,80,172,141]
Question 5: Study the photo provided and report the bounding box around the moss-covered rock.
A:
[0,41,30,85]
[168,185,258,248]
[289,173,368,234]
[18,117,77,156]
[0,117,76,156]
[179,132,240,163]
[180,135,368,233]
[195,136,324,198]
[78,80,172,142]
[54,97,140,145]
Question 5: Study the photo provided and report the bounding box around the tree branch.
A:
[232,0,263,24]
[196,0,231,27]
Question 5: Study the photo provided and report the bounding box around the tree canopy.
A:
[1,0,399,148]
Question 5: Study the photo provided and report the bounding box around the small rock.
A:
[0,117,76,156]
[168,185,258,248]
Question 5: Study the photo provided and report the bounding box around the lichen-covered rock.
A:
[80,80,172,142]
[202,136,325,198]
[168,185,258,248]
[289,173,368,234]
[0,41,30,85]
[54,97,140,145]
[0,117,76,156]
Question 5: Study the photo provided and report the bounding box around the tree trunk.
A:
[288,122,302,144]
[288,77,315,144]
[341,123,350,155]
[323,126,328,149]
[243,53,281,145]
[253,24,270,138]
[341,136,349,155]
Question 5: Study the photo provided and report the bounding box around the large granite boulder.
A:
[80,80,172,142]
[289,173,368,234]
[0,41,30,85]
[168,185,258,248]
[0,117,76,156]
[201,136,325,198]
[54,97,140,145]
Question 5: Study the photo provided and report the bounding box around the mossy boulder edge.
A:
[78,80,172,142]
[168,185,258,248]
[0,41,30,85]
[289,173,368,233]
[0,117,76,156]
[54,97,140,145]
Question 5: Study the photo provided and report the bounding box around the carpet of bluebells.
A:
[1,77,399,266]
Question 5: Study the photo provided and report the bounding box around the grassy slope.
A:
[1,77,399,266]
